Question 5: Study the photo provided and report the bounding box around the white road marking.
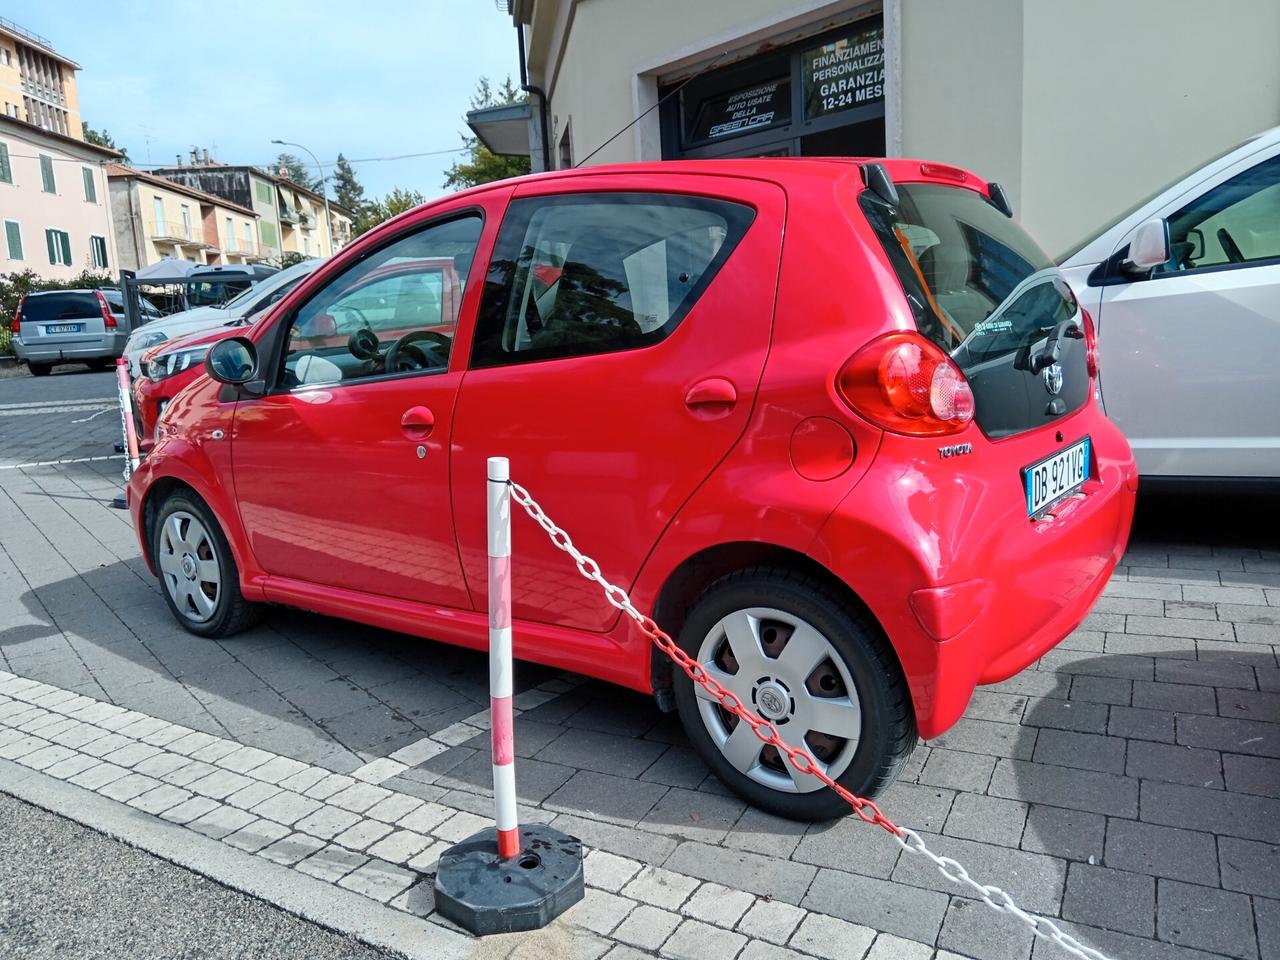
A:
[70,407,112,424]
[0,455,124,471]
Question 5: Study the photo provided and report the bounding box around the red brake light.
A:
[837,332,975,436]
[1081,306,1098,379]
[11,295,23,334]
[95,290,117,329]
[919,162,969,183]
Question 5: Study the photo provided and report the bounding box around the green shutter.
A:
[39,154,55,193]
[255,179,273,205]
[0,143,11,184]
[82,166,96,203]
[5,221,21,260]
[59,231,72,265]
[46,228,57,264]
[259,221,278,248]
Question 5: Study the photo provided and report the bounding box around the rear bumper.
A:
[814,408,1137,739]
[14,333,126,363]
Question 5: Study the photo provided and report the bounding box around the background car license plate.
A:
[45,324,82,334]
[1023,437,1091,517]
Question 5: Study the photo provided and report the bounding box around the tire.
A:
[28,363,51,377]
[152,492,262,638]
[672,566,917,821]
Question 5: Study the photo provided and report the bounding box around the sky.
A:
[9,0,522,202]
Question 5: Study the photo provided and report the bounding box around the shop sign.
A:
[803,23,885,121]
[693,79,791,141]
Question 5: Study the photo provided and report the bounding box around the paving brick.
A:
[739,940,809,960]
[1126,739,1223,788]
[615,864,697,911]
[929,717,1033,758]
[224,780,283,811]
[788,912,876,960]
[572,887,633,937]
[1068,675,1132,705]
[1218,688,1280,721]
[547,770,668,825]
[43,753,100,781]
[187,768,254,801]
[682,882,754,929]
[366,829,430,865]
[1108,705,1175,743]
[583,849,642,893]
[1061,862,1154,937]
[1132,680,1218,715]
[259,832,327,867]
[99,772,161,802]
[1166,601,1218,621]
[1157,659,1258,690]
[433,810,490,843]
[665,841,815,906]
[304,772,357,800]
[332,818,393,851]
[1218,603,1280,625]
[549,814,679,865]
[1103,818,1219,886]
[792,815,902,879]
[224,818,292,853]
[1142,780,1280,843]
[17,743,75,771]
[638,745,707,789]
[612,904,681,951]
[159,796,220,825]
[364,792,424,824]
[162,759,219,788]
[863,935,932,960]
[1256,896,1280,960]
[943,793,1028,848]
[1157,878,1257,959]
[188,805,256,840]
[989,759,1138,818]
[1038,649,1153,680]
[918,748,995,793]
[536,728,666,779]
[638,785,746,844]
[660,919,744,960]
[277,767,330,794]
[1177,714,1279,757]
[1019,804,1105,863]
[1032,728,1126,774]
[1106,633,1199,658]
[802,868,948,944]
[737,898,806,945]
[1022,697,1110,734]
[1223,754,1280,797]
[892,831,1066,914]
[214,745,275,775]
[131,752,193,780]
[296,843,368,883]
[1217,836,1279,896]
[938,897,1035,960]
[128,785,192,816]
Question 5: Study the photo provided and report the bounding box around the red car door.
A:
[451,173,785,631]
[230,192,508,609]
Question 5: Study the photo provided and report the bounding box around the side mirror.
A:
[1124,218,1170,272]
[205,336,259,385]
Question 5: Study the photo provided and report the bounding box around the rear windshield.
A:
[22,292,103,322]
[860,183,1088,438]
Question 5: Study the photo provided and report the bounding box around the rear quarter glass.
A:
[859,183,1089,439]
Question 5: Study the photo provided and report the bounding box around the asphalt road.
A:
[0,364,116,404]
[0,793,391,960]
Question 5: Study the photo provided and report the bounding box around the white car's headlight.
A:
[146,347,208,382]
[132,330,169,352]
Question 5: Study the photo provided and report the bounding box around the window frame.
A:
[4,219,22,260]
[90,234,108,270]
[39,153,56,194]
[0,142,12,184]
[261,207,486,396]
[82,165,97,203]
[45,227,72,266]
[469,190,756,370]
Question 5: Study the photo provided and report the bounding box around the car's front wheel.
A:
[673,567,917,821]
[153,492,261,638]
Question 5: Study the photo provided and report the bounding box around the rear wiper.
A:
[1029,316,1083,374]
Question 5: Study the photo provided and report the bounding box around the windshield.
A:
[860,182,1088,438]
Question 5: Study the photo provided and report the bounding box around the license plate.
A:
[1023,437,1091,518]
[44,323,83,334]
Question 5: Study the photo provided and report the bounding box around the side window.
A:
[471,192,754,367]
[282,214,481,389]
[1159,154,1280,273]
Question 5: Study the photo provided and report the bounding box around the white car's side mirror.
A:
[1124,218,1171,272]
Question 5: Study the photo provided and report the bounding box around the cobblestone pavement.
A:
[0,376,1276,960]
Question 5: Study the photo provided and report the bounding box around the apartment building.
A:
[0,114,118,280]
[106,164,259,271]
[151,155,354,262]
[0,17,82,139]
[487,0,1280,256]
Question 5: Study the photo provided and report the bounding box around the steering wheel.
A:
[1217,227,1245,264]
[348,328,381,360]
[384,330,451,374]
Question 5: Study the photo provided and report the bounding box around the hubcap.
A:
[157,511,221,624]
[695,607,862,794]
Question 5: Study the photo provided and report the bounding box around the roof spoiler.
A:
[987,181,1014,218]
[860,162,899,207]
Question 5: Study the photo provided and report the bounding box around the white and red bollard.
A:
[110,358,141,509]
[432,457,583,936]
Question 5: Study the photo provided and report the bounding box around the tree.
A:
[332,153,365,212]
[82,124,128,163]
[275,152,320,192]
[354,187,428,236]
[442,76,531,192]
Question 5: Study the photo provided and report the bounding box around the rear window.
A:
[860,183,1088,438]
[22,292,103,322]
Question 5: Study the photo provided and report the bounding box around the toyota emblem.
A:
[1042,362,1064,395]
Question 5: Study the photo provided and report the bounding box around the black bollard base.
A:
[433,824,583,936]
[110,493,128,510]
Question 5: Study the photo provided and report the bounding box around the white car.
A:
[1059,127,1280,485]
[124,257,328,376]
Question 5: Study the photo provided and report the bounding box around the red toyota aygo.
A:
[128,159,1136,819]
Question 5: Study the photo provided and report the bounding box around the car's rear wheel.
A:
[672,566,917,821]
[87,359,111,371]
[153,492,261,638]
[28,363,51,377]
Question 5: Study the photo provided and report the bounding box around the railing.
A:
[0,15,53,49]
[149,220,198,244]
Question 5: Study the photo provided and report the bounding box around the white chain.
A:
[507,480,1116,960]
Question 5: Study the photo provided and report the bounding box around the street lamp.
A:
[271,139,334,257]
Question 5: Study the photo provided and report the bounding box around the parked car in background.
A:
[12,289,161,376]
[128,159,1137,818]
[125,258,326,376]
[1059,126,1280,484]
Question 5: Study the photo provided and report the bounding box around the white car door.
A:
[1095,149,1280,479]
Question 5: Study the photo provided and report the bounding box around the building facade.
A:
[0,115,118,280]
[499,0,1280,255]
[106,165,259,271]
[0,18,82,140]
[150,156,353,263]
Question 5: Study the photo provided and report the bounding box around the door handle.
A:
[684,378,737,414]
[400,405,435,439]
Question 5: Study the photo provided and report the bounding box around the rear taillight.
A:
[1081,306,1098,379]
[11,295,23,334]
[95,290,117,329]
[837,332,975,436]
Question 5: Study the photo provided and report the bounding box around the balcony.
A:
[149,220,213,250]
[278,207,302,225]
